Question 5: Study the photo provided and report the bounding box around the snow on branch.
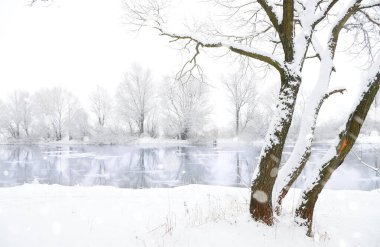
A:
[358,9,380,25]
[360,1,380,9]
[331,0,363,33]
[352,150,380,174]
[257,0,282,30]
[324,88,346,99]
[156,27,285,76]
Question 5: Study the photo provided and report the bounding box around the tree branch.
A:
[330,0,363,52]
[156,27,285,76]
[257,0,282,33]
[311,0,340,29]
[323,88,346,100]
[359,1,380,9]
[359,9,380,25]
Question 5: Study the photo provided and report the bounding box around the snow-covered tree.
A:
[223,69,258,136]
[116,65,156,136]
[272,0,379,221]
[0,100,7,139]
[295,58,380,235]
[33,87,82,141]
[1,91,32,139]
[162,76,211,140]
[125,0,380,232]
[19,92,33,137]
[69,108,90,140]
[89,85,112,129]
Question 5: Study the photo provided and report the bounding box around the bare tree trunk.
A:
[295,69,380,236]
[250,76,300,225]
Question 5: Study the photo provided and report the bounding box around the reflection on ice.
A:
[0,143,379,190]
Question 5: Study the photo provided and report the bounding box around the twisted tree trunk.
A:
[295,66,380,236]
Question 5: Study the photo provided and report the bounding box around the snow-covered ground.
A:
[0,184,379,247]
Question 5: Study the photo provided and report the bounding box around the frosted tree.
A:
[162,76,210,140]
[2,91,32,139]
[125,0,380,230]
[33,87,82,141]
[223,68,258,136]
[146,109,159,138]
[0,100,6,138]
[89,85,112,129]
[4,92,22,139]
[116,65,156,136]
[19,92,33,137]
[69,108,90,140]
[65,96,85,140]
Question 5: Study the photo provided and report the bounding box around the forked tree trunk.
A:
[250,75,301,225]
[295,68,380,236]
[274,89,345,214]
[273,0,363,216]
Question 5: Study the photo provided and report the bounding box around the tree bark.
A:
[250,75,301,225]
[295,68,380,236]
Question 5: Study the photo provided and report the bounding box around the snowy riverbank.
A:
[0,184,379,247]
[1,133,380,148]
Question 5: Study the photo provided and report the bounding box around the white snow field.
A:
[0,184,379,247]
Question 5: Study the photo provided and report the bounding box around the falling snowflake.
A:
[252,190,268,203]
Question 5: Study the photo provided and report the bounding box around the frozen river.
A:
[0,142,379,190]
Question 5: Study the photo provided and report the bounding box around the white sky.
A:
[0,0,366,130]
